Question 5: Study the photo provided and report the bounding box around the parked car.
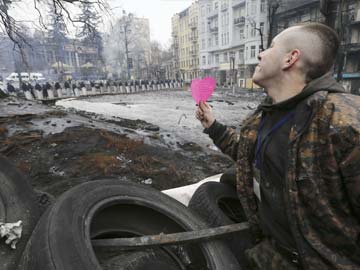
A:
[5,72,46,83]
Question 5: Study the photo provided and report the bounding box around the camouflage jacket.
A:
[208,75,360,269]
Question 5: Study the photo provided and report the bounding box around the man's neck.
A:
[266,79,306,104]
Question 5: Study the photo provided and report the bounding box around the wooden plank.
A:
[91,222,250,250]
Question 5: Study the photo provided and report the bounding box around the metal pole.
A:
[232,57,235,94]
[92,222,250,250]
[124,23,130,80]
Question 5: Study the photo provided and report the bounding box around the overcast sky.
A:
[8,0,194,48]
[109,0,193,47]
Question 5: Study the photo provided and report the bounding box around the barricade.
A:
[57,89,63,98]
[74,88,80,97]
[24,91,33,100]
[48,89,54,99]
[66,88,72,96]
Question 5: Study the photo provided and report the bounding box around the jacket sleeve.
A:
[337,127,360,220]
[204,120,240,161]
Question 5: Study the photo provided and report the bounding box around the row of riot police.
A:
[17,79,184,100]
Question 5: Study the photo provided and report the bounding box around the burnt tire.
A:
[189,181,246,226]
[188,182,254,268]
[0,155,42,270]
[102,249,180,270]
[19,180,240,270]
[219,166,237,188]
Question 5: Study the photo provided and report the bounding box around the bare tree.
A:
[0,0,109,55]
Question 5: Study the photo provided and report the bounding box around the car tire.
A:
[188,181,246,226]
[18,180,240,270]
[188,181,255,268]
[219,166,237,188]
[0,155,42,270]
[101,249,181,270]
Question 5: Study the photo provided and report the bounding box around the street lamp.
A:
[229,52,236,94]
[120,10,133,80]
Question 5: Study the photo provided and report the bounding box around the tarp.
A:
[81,62,94,68]
[51,62,72,70]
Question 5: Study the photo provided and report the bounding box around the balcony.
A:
[341,72,360,79]
[346,42,360,53]
[189,21,197,29]
[232,0,245,8]
[349,10,360,25]
[189,36,197,43]
[234,16,245,26]
[207,9,218,18]
[221,4,228,11]
[209,26,219,33]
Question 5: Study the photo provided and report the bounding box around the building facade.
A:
[172,0,358,91]
[273,0,360,93]
[172,1,200,81]
[197,0,267,88]
[0,31,101,81]
[343,0,360,93]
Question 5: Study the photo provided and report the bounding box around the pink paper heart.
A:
[190,77,216,104]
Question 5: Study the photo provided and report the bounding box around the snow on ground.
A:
[56,89,261,148]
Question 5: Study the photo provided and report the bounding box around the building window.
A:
[202,39,205,49]
[240,28,244,39]
[251,45,256,58]
[251,0,256,15]
[208,55,212,64]
[215,54,219,64]
[224,52,228,62]
[245,47,248,59]
[239,49,244,61]
[251,26,256,37]
[260,22,264,35]
[208,38,211,47]
[214,2,218,10]
[202,56,206,65]
[260,0,266,13]
[215,34,219,45]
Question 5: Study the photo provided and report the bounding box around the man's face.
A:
[252,32,288,87]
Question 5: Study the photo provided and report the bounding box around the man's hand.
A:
[195,101,215,129]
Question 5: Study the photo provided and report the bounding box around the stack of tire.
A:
[0,155,52,270]
[188,167,256,269]
[0,155,240,270]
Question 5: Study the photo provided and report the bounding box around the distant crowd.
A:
[2,79,185,100]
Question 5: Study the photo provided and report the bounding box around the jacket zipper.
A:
[283,132,306,269]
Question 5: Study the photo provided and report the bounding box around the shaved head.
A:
[275,23,340,82]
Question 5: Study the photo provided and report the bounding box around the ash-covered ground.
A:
[0,89,263,197]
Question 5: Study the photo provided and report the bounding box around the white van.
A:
[30,73,46,82]
[6,72,46,83]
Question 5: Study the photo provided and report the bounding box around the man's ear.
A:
[283,49,301,70]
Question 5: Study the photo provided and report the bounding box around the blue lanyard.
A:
[255,111,295,169]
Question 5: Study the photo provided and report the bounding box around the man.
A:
[196,23,359,269]
[7,82,15,95]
